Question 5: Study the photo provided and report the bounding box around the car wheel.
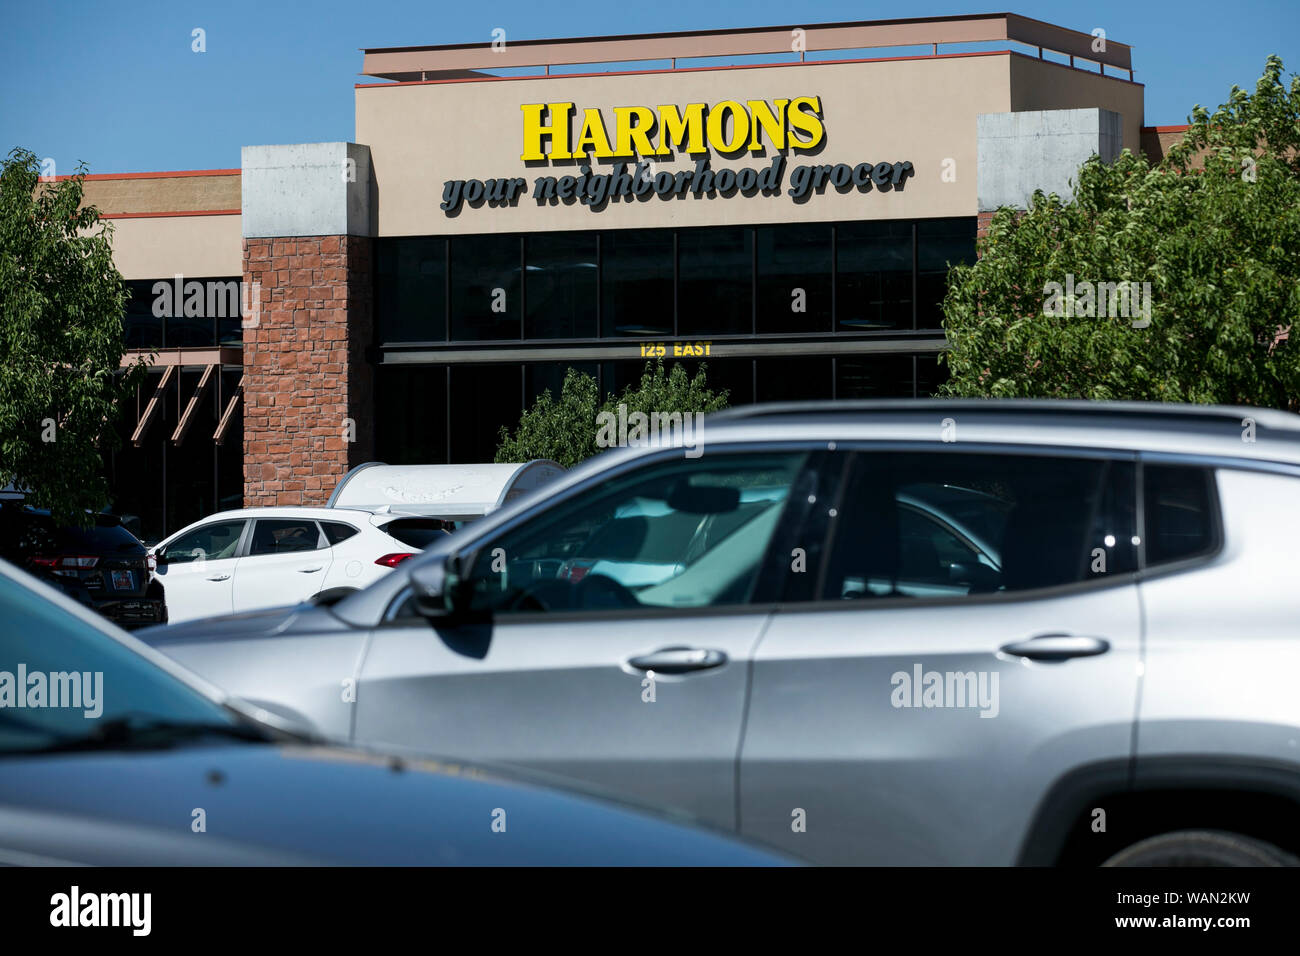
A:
[1102,830,1300,867]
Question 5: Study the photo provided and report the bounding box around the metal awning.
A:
[326,460,566,520]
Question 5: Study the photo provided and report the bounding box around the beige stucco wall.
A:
[357,54,1019,236]
[107,214,243,279]
[357,51,1147,238]
[1009,56,1145,152]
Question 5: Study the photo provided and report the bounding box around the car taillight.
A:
[31,555,98,577]
[375,553,416,568]
[146,553,157,573]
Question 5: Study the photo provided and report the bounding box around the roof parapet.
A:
[360,13,1133,83]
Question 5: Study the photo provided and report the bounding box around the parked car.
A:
[0,501,165,629]
[139,400,1300,866]
[150,507,451,624]
[0,558,791,866]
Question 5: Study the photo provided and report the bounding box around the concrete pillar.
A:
[977,108,1123,213]
[240,143,376,506]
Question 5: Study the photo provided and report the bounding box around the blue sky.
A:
[2,0,1296,175]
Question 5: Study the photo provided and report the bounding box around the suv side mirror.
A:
[408,555,465,619]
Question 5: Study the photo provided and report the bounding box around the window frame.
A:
[161,518,251,564]
[1134,455,1226,580]
[245,518,328,558]
[381,441,830,625]
[321,521,362,547]
[765,441,1146,613]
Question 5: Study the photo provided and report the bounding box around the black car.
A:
[0,501,165,628]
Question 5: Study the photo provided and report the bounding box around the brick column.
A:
[241,235,374,506]
[239,142,376,507]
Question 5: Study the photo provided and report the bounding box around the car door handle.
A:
[1000,633,1110,662]
[206,574,231,582]
[626,646,728,674]
[298,567,323,573]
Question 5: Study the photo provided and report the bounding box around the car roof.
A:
[175,506,383,522]
[703,399,1300,467]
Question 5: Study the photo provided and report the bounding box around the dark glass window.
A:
[756,224,832,334]
[169,277,235,348]
[321,522,360,545]
[123,280,163,349]
[836,355,915,398]
[164,368,218,534]
[375,366,449,465]
[916,354,949,397]
[450,235,521,341]
[600,231,673,337]
[215,278,246,348]
[670,358,750,406]
[1143,465,1216,565]
[756,357,832,402]
[216,369,244,514]
[836,221,913,331]
[917,218,976,328]
[677,227,752,337]
[448,364,522,463]
[377,237,447,343]
[525,362,598,409]
[804,452,1137,601]
[597,359,741,406]
[525,233,597,339]
[249,519,323,555]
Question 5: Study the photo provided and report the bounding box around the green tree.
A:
[941,56,1300,409]
[495,361,729,467]
[0,148,148,524]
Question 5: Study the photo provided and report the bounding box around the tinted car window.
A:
[0,506,142,562]
[381,518,453,549]
[1143,464,1216,565]
[466,452,808,613]
[162,520,246,563]
[249,520,323,556]
[812,452,1137,600]
[321,521,360,546]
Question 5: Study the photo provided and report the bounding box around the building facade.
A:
[83,13,1185,541]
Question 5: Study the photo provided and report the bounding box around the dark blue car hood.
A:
[0,743,790,866]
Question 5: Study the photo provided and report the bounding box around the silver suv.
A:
[141,400,1300,866]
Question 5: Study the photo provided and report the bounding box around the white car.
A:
[149,507,449,624]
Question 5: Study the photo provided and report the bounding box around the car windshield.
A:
[0,567,254,756]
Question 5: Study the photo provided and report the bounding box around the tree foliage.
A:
[941,56,1300,409]
[495,362,729,467]
[0,148,148,524]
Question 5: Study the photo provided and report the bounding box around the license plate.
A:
[110,570,134,591]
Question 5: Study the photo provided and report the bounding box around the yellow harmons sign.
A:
[520,98,826,162]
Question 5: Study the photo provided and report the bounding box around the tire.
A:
[1102,829,1300,867]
